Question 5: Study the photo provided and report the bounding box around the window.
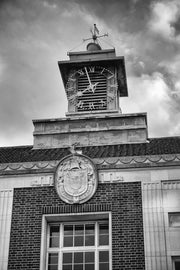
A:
[169,213,180,227]
[173,257,180,270]
[41,213,111,270]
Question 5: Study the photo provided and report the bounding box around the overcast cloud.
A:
[0,0,180,146]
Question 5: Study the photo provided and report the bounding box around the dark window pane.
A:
[99,251,109,262]
[85,235,95,246]
[50,226,59,237]
[85,264,94,270]
[99,262,109,270]
[85,252,94,263]
[50,237,59,248]
[169,213,180,227]
[99,222,109,246]
[99,235,109,246]
[64,236,73,247]
[74,264,83,270]
[63,264,72,270]
[64,225,73,236]
[74,235,84,246]
[75,225,84,235]
[85,224,95,235]
[48,253,58,264]
[99,223,108,234]
[74,252,83,263]
[63,253,72,264]
[48,265,58,270]
[175,261,180,270]
[49,226,60,247]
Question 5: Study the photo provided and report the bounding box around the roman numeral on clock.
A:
[77,101,84,108]
[88,66,95,73]
[107,74,114,80]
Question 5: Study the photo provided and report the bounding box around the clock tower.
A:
[58,38,128,116]
[33,26,147,149]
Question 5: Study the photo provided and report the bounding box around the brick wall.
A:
[8,182,145,270]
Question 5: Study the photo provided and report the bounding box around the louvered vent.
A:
[77,72,107,111]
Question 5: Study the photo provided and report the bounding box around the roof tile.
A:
[0,137,180,164]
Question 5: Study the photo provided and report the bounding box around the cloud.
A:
[0,0,180,146]
[0,55,6,83]
[121,72,172,136]
[148,0,180,40]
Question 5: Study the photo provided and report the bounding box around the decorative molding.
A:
[94,154,180,165]
[0,154,180,174]
[0,160,59,174]
[162,181,180,190]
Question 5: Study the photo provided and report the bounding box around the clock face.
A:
[66,66,117,111]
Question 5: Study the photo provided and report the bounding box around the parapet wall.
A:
[33,113,148,149]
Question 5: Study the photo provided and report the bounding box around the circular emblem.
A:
[54,154,98,204]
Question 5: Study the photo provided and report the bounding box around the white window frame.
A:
[40,212,112,270]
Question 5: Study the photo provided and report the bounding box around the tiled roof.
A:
[0,137,180,164]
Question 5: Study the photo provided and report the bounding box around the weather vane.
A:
[83,24,108,44]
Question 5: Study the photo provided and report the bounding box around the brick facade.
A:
[8,182,145,270]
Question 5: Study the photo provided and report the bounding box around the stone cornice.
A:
[0,153,180,175]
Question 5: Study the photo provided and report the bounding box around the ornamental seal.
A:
[54,154,98,204]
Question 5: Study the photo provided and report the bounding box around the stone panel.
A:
[142,182,168,270]
[33,113,147,148]
[0,190,13,270]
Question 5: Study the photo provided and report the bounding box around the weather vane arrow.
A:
[83,24,108,43]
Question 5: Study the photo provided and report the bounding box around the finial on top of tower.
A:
[83,24,108,51]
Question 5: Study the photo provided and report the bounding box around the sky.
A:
[0,0,180,146]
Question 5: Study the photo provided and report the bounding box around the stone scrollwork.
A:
[54,154,98,204]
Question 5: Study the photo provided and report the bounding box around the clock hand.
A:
[91,82,99,93]
[77,82,99,96]
[84,67,92,86]
[84,68,100,93]
[69,85,91,102]
[77,85,92,96]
